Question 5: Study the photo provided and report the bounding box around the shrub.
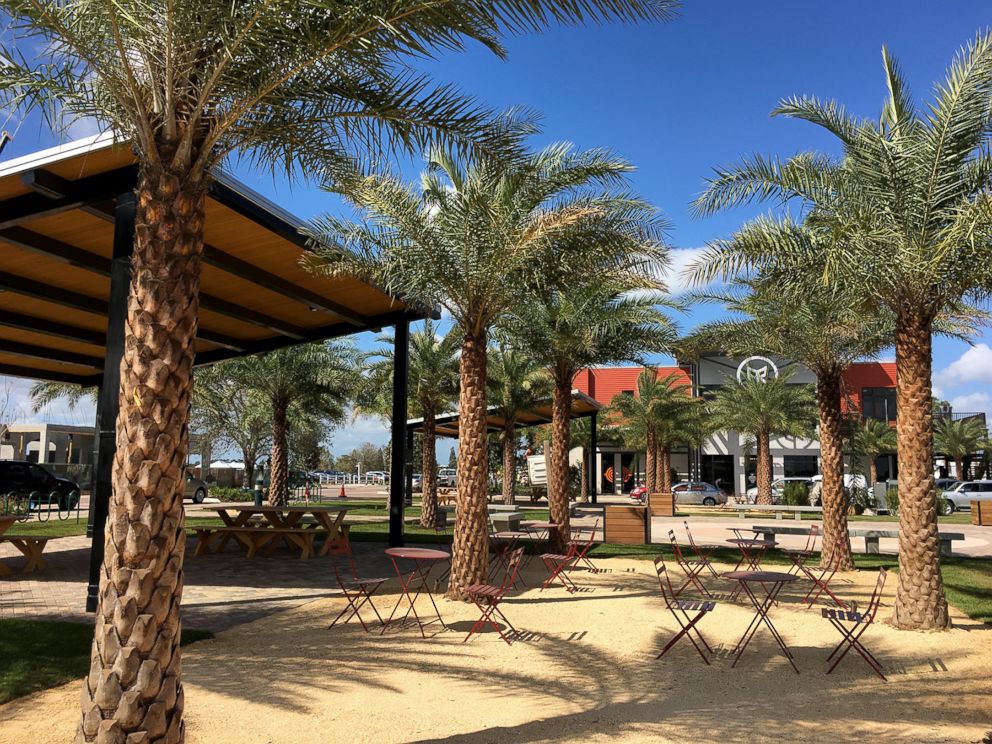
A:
[781,482,809,507]
[209,486,252,502]
[936,491,950,518]
[885,485,899,514]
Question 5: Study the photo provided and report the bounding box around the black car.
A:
[0,460,80,511]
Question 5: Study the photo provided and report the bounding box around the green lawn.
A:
[0,620,212,704]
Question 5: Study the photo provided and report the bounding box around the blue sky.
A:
[6,1,992,455]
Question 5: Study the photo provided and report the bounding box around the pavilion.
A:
[0,133,428,609]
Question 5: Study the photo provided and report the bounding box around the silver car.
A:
[185,472,208,503]
[941,480,992,514]
[672,481,727,507]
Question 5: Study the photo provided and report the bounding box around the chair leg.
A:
[657,611,710,665]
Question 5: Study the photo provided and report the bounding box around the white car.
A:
[940,480,992,514]
[745,477,814,504]
[366,471,389,485]
[672,481,727,507]
[437,468,457,488]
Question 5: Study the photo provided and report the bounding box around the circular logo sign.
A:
[736,356,779,384]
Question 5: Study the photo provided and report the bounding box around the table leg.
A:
[731,581,799,674]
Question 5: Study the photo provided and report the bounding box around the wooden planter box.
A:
[972,501,992,526]
[649,492,674,517]
[604,504,650,544]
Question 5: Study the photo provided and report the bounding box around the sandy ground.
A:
[2,555,990,744]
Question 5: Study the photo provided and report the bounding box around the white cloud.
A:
[330,412,389,454]
[935,344,992,388]
[949,391,991,417]
[0,376,96,427]
[66,116,104,140]
[665,247,714,295]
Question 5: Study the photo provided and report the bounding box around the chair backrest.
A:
[668,530,691,566]
[653,555,677,609]
[579,519,601,549]
[499,547,525,593]
[865,567,888,622]
[803,523,820,553]
[683,521,699,549]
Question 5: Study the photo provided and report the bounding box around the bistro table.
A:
[201,505,350,558]
[724,570,800,674]
[519,521,558,568]
[726,537,777,572]
[381,547,450,638]
[491,531,530,587]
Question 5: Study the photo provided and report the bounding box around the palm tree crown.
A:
[935,417,987,480]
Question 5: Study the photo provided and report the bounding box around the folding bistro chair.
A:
[540,550,579,593]
[464,548,525,645]
[782,524,819,575]
[654,555,717,664]
[668,530,712,598]
[801,547,849,610]
[683,521,719,578]
[821,568,888,679]
[327,545,390,633]
[566,519,601,572]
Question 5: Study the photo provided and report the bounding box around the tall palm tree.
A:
[690,36,992,629]
[361,319,460,527]
[310,129,671,598]
[28,382,98,413]
[0,2,673,735]
[851,418,897,486]
[707,373,817,505]
[935,417,987,481]
[682,276,892,570]
[505,284,676,550]
[227,343,354,505]
[487,346,551,504]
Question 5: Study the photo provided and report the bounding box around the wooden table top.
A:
[205,505,349,513]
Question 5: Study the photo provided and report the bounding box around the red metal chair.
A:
[801,546,849,609]
[821,568,888,679]
[327,547,390,633]
[464,547,525,645]
[668,530,712,597]
[783,524,819,575]
[540,550,579,592]
[654,555,717,664]
[683,520,718,578]
[566,518,601,572]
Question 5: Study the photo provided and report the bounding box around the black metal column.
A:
[388,319,410,547]
[404,428,414,508]
[589,412,598,504]
[85,191,134,613]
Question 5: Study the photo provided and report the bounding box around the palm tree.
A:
[682,277,892,570]
[226,343,354,505]
[707,373,817,505]
[851,418,897,486]
[505,284,676,550]
[690,36,992,629]
[0,2,673,735]
[311,129,671,598]
[487,346,551,504]
[28,382,98,413]
[361,319,460,527]
[935,417,987,481]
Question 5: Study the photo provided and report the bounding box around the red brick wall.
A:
[573,366,693,407]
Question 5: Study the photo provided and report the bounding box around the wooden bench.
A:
[194,526,319,559]
[849,529,964,558]
[0,535,50,573]
[730,503,823,520]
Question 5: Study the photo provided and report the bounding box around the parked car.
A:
[366,471,389,485]
[940,480,992,514]
[672,481,727,507]
[411,473,423,490]
[184,472,208,504]
[630,486,647,503]
[745,477,814,504]
[0,460,80,511]
[437,468,457,488]
[934,478,960,492]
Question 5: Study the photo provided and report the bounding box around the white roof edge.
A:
[0,131,118,180]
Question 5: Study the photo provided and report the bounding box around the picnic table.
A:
[381,547,449,638]
[724,570,801,674]
[196,505,350,559]
[0,514,50,575]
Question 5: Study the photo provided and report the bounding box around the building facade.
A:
[571,354,902,498]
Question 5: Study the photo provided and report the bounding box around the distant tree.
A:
[447,447,457,469]
[28,382,98,413]
[935,417,987,481]
[850,419,897,486]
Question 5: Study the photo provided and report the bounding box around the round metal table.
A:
[382,547,450,637]
[723,570,800,674]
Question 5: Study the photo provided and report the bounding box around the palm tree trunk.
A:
[268,401,289,506]
[868,456,878,487]
[419,409,438,529]
[78,169,203,743]
[579,447,588,503]
[756,429,773,505]
[659,447,672,493]
[242,454,256,489]
[502,421,516,505]
[645,431,656,493]
[893,310,949,630]
[448,332,489,600]
[547,375,573,552]
[954,455,964,481]
[817,368,854,571]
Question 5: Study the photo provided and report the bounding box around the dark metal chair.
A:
[668,530,712,597]
[464,547,525,645]
[654,555,717,664]
[821,568,888,679]
[683,520,719,578]
[540,550,579,593]
[327,545,390,633]
[566,518,601,572]
[801,547,849,609]
[782,524,820,576]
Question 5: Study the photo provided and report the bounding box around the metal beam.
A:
[0,271,105,315]
[0,309,105,346]
[197,293,306,340]
[590,411,598,504]
[209,179,310,249]
[87,191,134,612]
[0,165,137,230]
[0,362,90,385]
[0,339,102,369]
[389,318,409,548]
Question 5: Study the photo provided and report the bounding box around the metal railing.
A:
[0,489,82,522]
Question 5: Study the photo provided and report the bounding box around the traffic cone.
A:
[339,482,347,498]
